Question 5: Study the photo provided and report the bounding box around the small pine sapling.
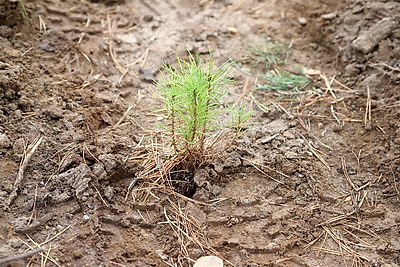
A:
[157,54,251,173]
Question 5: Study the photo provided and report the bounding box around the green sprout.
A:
[157,54,251,171]
[249,39,291,69]
[230,102,253,136]
[17,0,29,21]
[257,70,311,98]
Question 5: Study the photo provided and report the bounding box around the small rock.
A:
[321,13,336,20]
[98,154,117,172]
[0,133,11,148]
[143,15,153,22]
[139,67,156,83]
[283,131,295,139]
[0,25,12,38]
[92,162,107,180]
[5,48,22,57]
[56,225,64,232]
[43,105,63,119]
[9,238,22,249]
[332,125,342,133]
[284,151,297,159]
[17,95,34,111]
[281,162,297,175]
[263,120,289,135]
[345,64,360,76]
[193,188,212,202]
[227,26,238,34]
[104,186,114,201]
[259,134,278,144]
[298,17,307,26]
[319,191,337,202]
[193,169,210,188]
[72,249,83,258]
[265,241,280,252]
[211,185,221,196]
[51,164,93,200]
[213,160,224,173]
[83,215,90,221]
[238,196,258,206]
[194,256,223,267]
[272,207,294,221]
[59,154,82,172]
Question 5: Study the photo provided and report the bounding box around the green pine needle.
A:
[257,70,311,98]
[249,40,290,69]
[157,53,252,167]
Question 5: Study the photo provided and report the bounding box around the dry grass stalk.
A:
[113,105,134,129]
[342,224,380,239]
[162,198,231,266]
[27,184,38,226]
[18,238,58,267]
[297,116,311,131]
[364,86,371,126]
[241,157,285,184]
[309,224,372,266]
[333,78,356,93]
[0,248,44,265]
[250,0,277,13]
[5,135,43,208]
[226,0,247,10]
[18,225,71,266]
[341,157,357,191]
[322,226,370,262]
[38,15,47,34]
[368,62,400,73]
[94,184,110,207]
[316,210,356,227]
[294,113,363,123]
[300,134,330,170]
[124,135,234,265]
[320,73,336,98]
[330,104,341,125]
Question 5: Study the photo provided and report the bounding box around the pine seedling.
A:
[250,39,291,69]
[257,70,311,99]
[230,102,253,136]
[157,54,248,171]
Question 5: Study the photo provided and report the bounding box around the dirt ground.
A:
[0,0,399,266]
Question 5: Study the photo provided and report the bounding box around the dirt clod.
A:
[0,133,11,148]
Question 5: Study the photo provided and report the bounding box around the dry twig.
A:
[364,86,371,126]
[5,136,43,208]
[0,248,44,265]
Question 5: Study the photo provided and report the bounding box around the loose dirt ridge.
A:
[0,0,399,266]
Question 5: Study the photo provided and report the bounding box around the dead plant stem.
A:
[6,136,43,208]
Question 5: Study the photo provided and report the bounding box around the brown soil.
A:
[1,0,399,266]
